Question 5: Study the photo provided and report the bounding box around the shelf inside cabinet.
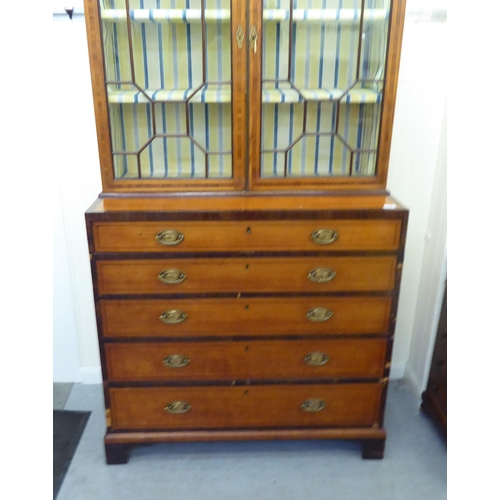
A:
[262,85,382,104]
[100,8,389,24]
[107,84,231,104]
[107,85,381,105]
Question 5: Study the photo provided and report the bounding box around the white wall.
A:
[52,1,447,391]
[386,1,448,384]
[52,11,103,383]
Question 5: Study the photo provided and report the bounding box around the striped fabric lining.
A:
[101,0,389,180]
[102,0,232,179]
[261,0,388,178]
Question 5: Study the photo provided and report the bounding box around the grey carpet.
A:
[56,380,446,500]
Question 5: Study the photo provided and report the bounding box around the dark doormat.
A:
[53,410,91,499]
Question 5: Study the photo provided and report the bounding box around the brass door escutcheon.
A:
[300,398,326,412]
[156,229,184,246]
[306,307,333,322]
[310,229,339,245]
[307,267,336,283]
[164,401,191,414]
[159,310,187,324]
[157,268,186,285]
[303,352,330,367]
[236,25,245,49]
[163,354,190,368]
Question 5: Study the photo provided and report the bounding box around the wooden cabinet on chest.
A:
[84,0,409,463]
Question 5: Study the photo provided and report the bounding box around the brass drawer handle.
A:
[164,401,191,414]
[159,310,187,324]
[311,229,339,245]
[163,354,190,368]
[307,267,336,283]
[303,352,330,367]
[158,268,186,285]
[156,229,184,246]
[306,307,333,322]
[300,398,326,413]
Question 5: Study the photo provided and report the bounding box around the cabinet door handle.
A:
[159,310,187,324]
[307,267,336,283]
[164,401,191,414]
[306,307,333,322]
[156,229,184,246]
[249,26,258,53]
[303,352,330,367]
[157,268,187,285]
[310,229,339,245]
[163,354,190,368]
[300,398,326,413]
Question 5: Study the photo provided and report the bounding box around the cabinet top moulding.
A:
[84,0,407,195]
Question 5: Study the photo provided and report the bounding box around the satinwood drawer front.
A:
[96,256,397,295]
[93,220,401,253]
[108,384,383,430]
[100,297,392,338]
[105,339,387,382]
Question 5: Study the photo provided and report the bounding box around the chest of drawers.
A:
[86,195,408,463]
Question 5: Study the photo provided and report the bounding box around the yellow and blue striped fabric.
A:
[101,0,232,179]
[261,0,389,178]
[100,0,389,180]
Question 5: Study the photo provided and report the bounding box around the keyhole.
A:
[245,305,249,310]
[244,346,249,351]
[246,227,251,234]
[245,264,249,270]
[243,390,249,396]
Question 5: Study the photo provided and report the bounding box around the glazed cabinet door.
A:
[85,0,247,192]
[248,0,405,191]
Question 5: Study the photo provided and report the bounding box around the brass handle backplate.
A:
[159,310,187,324]
[306,307,333,322]
[300,398,326,413]
[164,401,191,414]
[311,229,339,245]
[236,25,245,49]
[157,268,186,285]
[156,229,184,246]
[303,352,330,367]
[307,267,336,283]
[163,354,190,368]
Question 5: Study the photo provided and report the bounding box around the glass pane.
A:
[99,0,233,181]
[260,0,389,179]
[108,98,153,154]
[288,136,351,177]
[139,137,206,178]
[337,81,383,151]
[189,103,232,153]
[113,154,139,178]
[352,152,377,176]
